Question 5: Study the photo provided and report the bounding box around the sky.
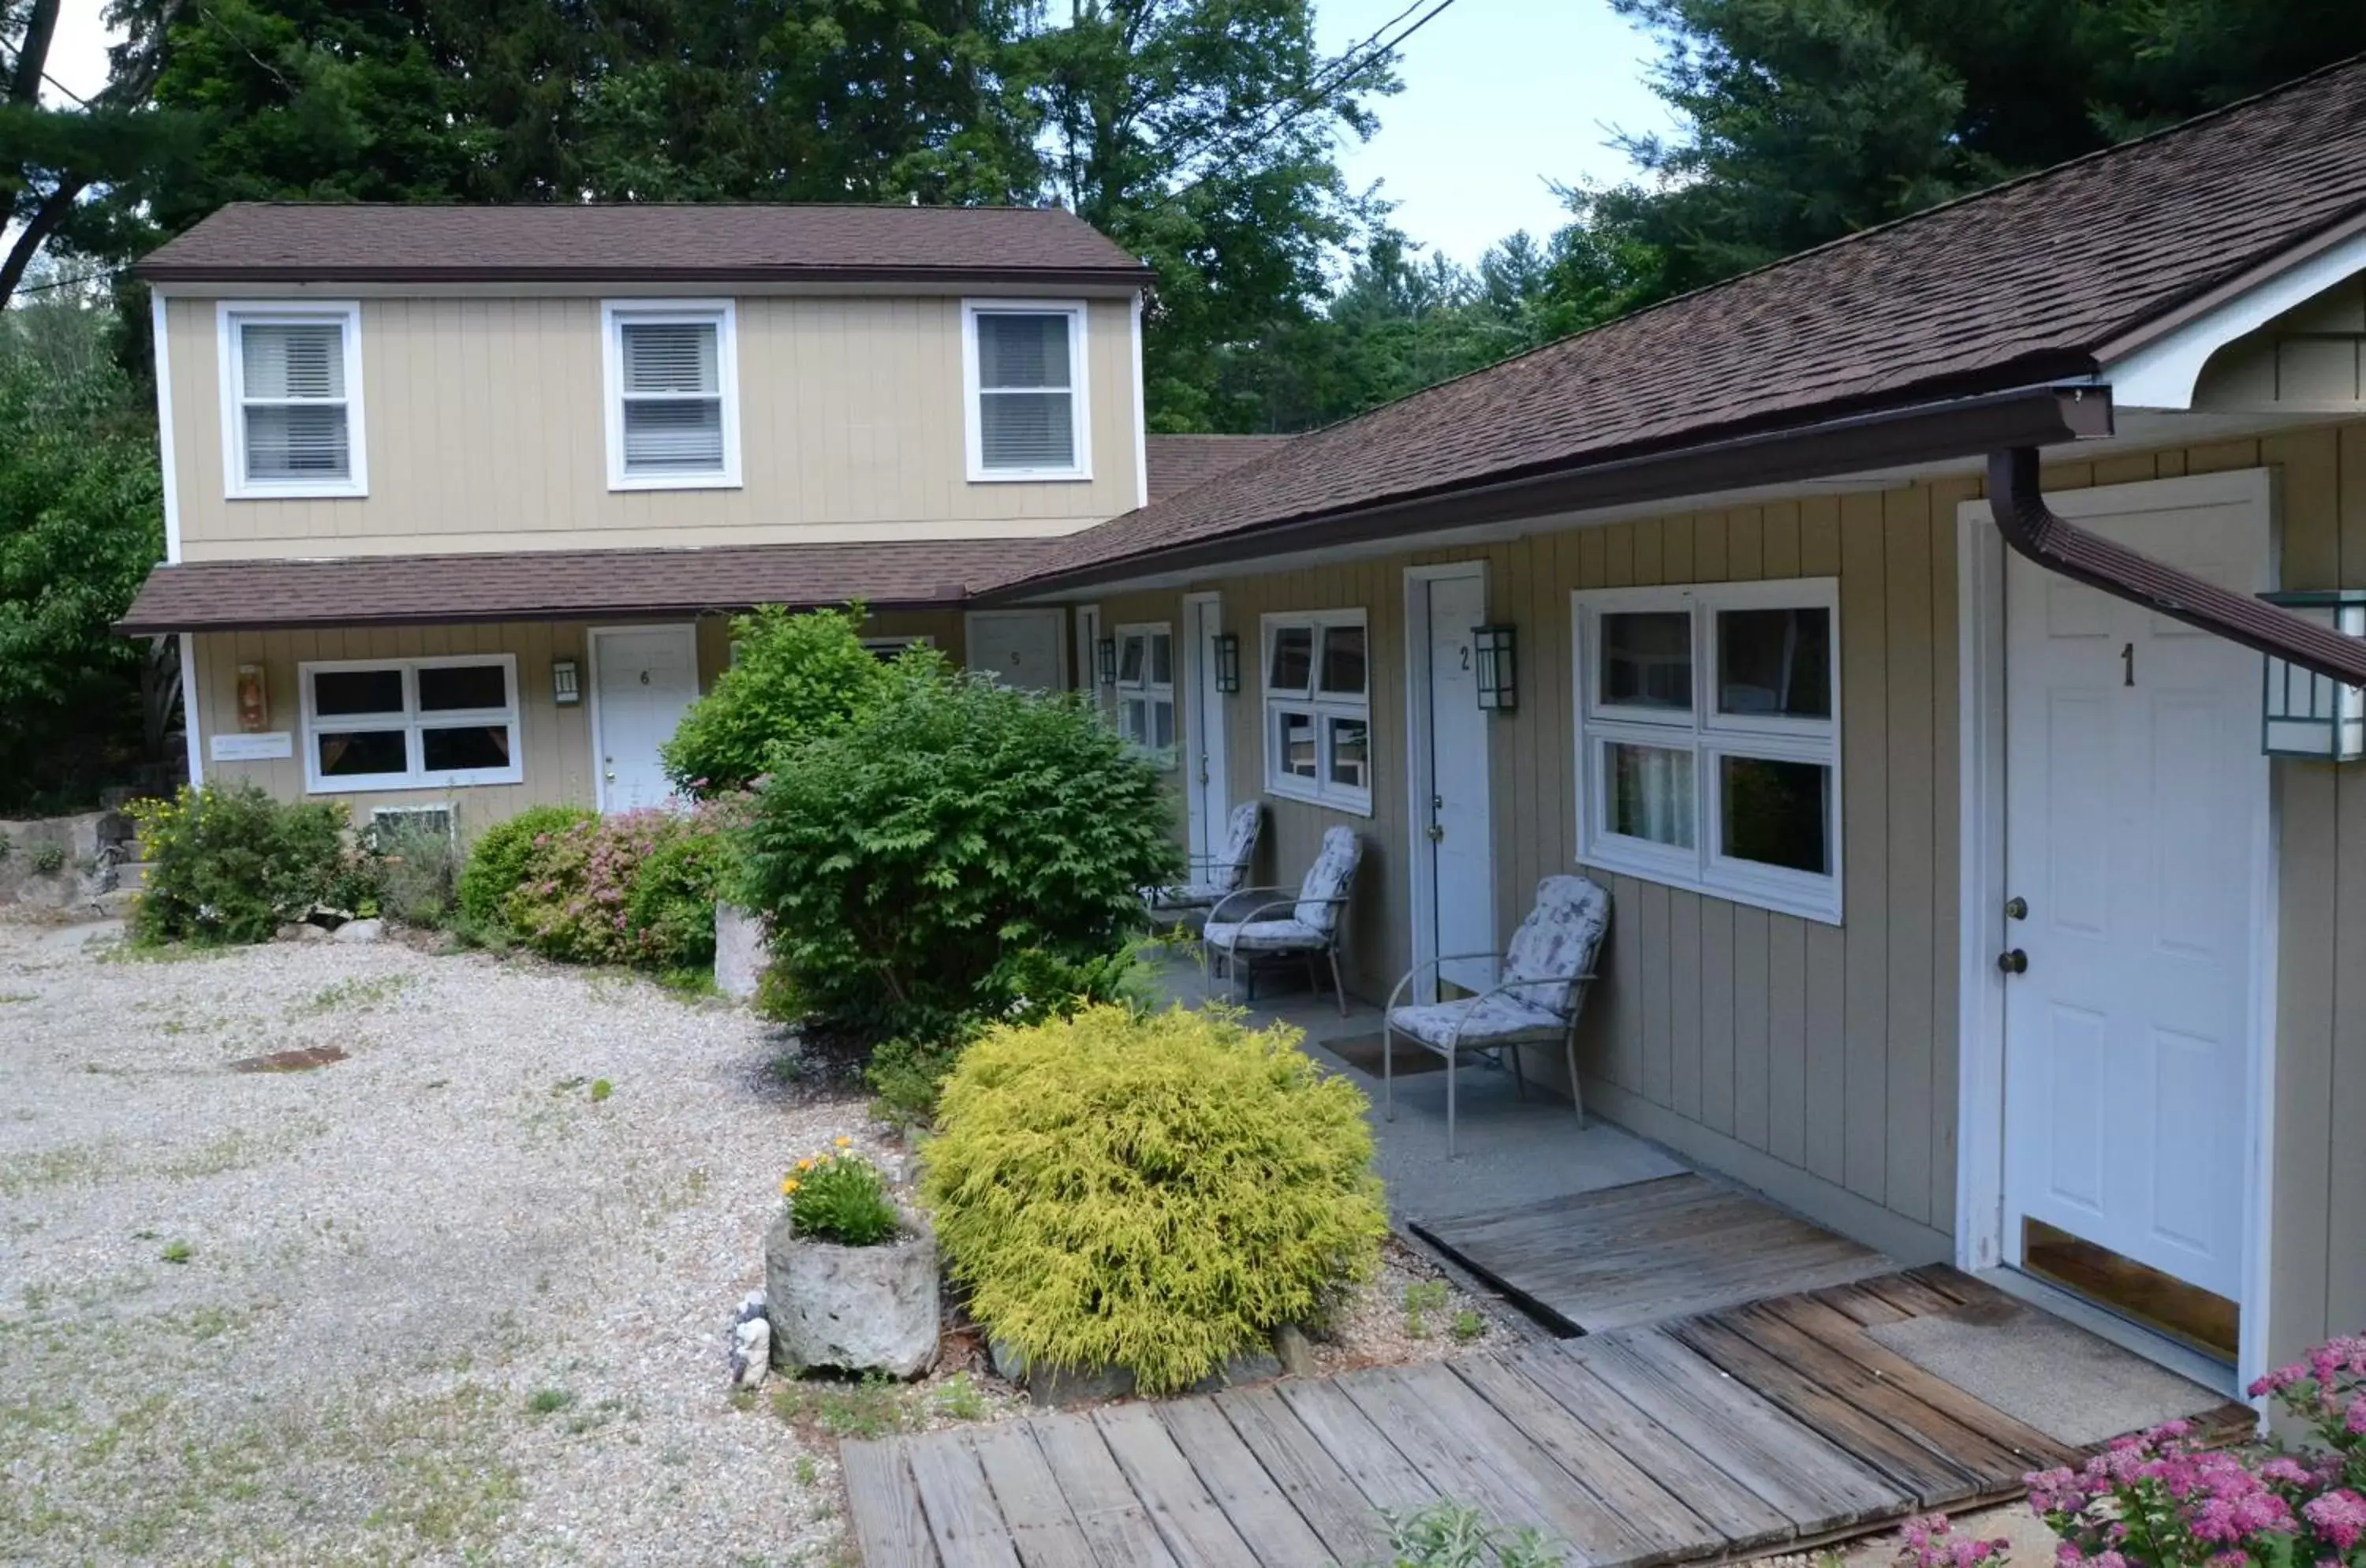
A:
[18,0,1677,274]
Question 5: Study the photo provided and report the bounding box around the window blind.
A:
[619,319,724,473]
[240,322,350,481]
[976,312,1076,470]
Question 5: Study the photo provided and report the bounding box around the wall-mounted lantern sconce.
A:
[1472,625,1518,712]
[1212,633,1241,694]
[2261,590,2366,760]
[1095,637,1118,688]
[234,663,270,732]
[551,658,582,707]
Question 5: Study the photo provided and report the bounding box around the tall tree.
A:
[1,0,182,310]
[1006,0,1398,430]
[1607,0,2366,299]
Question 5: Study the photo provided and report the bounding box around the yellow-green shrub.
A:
[921,1004,1387,1395]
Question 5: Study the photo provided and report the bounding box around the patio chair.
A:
[1200,825,1363,1016]
[1380,873,1611,1157]
[1144,802,1263,917]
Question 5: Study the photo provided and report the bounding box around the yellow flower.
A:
[834,1135,853,1148]
[797,1158,815,1171]
[780,1176,799,1195]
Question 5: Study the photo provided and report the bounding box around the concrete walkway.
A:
[1151,955,1685,1226]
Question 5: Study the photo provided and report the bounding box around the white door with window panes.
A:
[1263,610,1371,814]
[1571,580,1841,923]
[1114,624,1177,769]
[1183,595,1233,866]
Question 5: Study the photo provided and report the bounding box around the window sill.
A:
[308,771,523,796]
[607,472,741,494]
[1264,777,1375,819]
[968,466,1093,484]
[226,480,368,502]
[1579,839,1842,925]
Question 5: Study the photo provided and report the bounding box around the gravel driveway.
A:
[0,920,861,1566]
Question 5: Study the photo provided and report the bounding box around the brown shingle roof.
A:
[116,539,1061,635]
[1144,435,1294,502]
[992,55,2366,592]
[135,203,1151,287]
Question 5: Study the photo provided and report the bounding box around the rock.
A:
[1188,1346,1282,1394]
[729,1293,771,1390]
[763,1210,939,1379]
[332,918,383,943]
[88,889,140,920]
[1273,1323,1317,1379]
[277,921,329,943]
[714,902,770,1002]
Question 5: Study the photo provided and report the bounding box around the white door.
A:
[1412,569,1495,995]
[592,626,700,812]
[1184,595,1232,864]
[966,610,1066,691]
[2002,494,2266,1309]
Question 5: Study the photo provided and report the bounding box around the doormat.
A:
[1321,1032,1448,1077]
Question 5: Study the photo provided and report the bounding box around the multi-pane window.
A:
[1573,580,1842,922]
[603,301,740,489]
[1115,623,1176,768]
[964,301,1088,479]
[300,655,523,793]
[220,304,364,497]
[1263,610,1370,813]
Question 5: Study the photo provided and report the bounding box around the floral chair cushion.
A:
[1388,993,1568,1051]
[1203,917,1330,954]
[1293,827,1364,933]
[1146,803,1263,909]
[1498,874,1610,1017]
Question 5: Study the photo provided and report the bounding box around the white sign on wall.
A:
[211,732,293,762]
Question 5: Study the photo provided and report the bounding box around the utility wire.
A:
[1165,0,1468,203]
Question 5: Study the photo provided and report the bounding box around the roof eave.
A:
[132,263,1155,290]
[982,379,2115,603]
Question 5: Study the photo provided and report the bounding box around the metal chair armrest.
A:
[1205,884,1301,924]
[1383,951,1510,1014]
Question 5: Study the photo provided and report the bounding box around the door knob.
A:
[2005,895,2028,920]
[1997,948,2028,976]
[1427,823,1446,842]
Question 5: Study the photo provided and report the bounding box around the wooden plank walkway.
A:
[843,1267,2253,1567]
[1408,1174,1898,1336]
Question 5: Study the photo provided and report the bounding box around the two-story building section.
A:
[117,201,1162,824]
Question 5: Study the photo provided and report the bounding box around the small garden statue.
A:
[763,1138,939,1379]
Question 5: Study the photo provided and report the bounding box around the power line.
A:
[1166,0,1469,204]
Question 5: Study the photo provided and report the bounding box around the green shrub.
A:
[26,841,67,876]
[360,814,464,928]
[128,783,348,945]
[502,800,745,969]
[741,670,1184,1047]
[662,604,929,797]
[921,1004,1386,1395]
[781,1141,899,1245]
[1386,1503,1565,1568]
[457,805,597,931]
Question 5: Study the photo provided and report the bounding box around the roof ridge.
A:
[1234,50,2366,453]
[220,199,1082,215]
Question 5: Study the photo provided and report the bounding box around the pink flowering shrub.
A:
[502,797,748,969]
[1897,1334,2366,1568]
[1896,1514,2009,1568]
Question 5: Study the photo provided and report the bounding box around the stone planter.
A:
[715,901,770,1002]
[987,1334,1286,1408]
[763,1209,939,1379]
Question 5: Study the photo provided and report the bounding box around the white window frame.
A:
[1114,622,1177,769]
[961,299,1092,483]
[600,299,742,492]
[217,301,368,500]
[1572,578,1842,923]
[299,654,524,795]
[1261,609,1371,816]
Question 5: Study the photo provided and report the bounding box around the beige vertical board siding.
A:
[166,293,1142,560]
[2331,424,2366,1350]
[1883,483,1938,1228]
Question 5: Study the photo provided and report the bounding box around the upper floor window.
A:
[218,302,367,499]
[1573,578,1842,923]
[963,301,1090,482]
[1263,609,1370,815]
[602,300,741,491]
